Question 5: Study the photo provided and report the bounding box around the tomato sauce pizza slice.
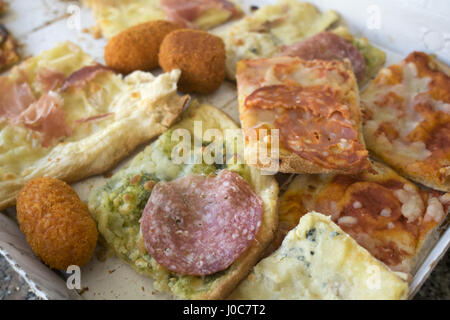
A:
[361,52,450,192]
[277,161,450,274]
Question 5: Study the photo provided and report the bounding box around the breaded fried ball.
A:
[159,29,226,93]
[105,20,181,74]
[16,177,98,270]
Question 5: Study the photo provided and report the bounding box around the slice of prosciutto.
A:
[276,32,366,82]
[140,169,263,276]
[61,64,112,91]
[160,0,242,28]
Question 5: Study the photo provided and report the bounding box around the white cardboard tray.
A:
[0,0,449,300]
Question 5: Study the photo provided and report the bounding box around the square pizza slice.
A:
[0,42,187,209]
[83,0,243,39]
[236,56,369,174]
[361,52,450,192]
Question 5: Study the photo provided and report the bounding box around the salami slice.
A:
[277,32,366,82]
[245,84,369,170]
[140,170,263,276]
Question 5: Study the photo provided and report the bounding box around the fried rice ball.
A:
[104,20,181,74]
[16,177,98,270]
[159,29,226,93]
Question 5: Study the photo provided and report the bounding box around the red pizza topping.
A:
[245,84,368,171]
[160,0,242,28]
[277,32,366,82]
[140,170,263,276]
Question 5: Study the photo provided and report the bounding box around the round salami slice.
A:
[140,170,263,276]
[277,32,366,82]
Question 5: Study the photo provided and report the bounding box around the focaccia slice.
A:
[230,211,408,300]
[361,52,450,192]
[236,56,369,174]
[88,102,278,299]
[0,23,20,72]
[277,161,449,273]
[83,0,243,39]
[216,0,339,80]
[0,42,187,210]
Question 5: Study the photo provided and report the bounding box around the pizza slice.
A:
[277,161,449,274]
[230,212,408,300]
[361,52,450,192]
[83,0,243,39]
[276,27,386,86]
[88,102,278,299]
[0,42,188,210]
[0,0,7,15]
[217,0,339,80]
[0,23,19,72]
[236,56,369,174]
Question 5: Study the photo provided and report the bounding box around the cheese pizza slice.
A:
[83,0,243,39]
[0,42,188,210]
[277,161,449,274]
[0,24,20,72]
[361,52,450,192]
[236,56,369,174]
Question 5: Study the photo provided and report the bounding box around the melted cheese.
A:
[230,212,408,300]
[361,52,450,191]
[0,43,181,178]
[278,161,449,273]
[83,0,241,38]
[393,184,424,222]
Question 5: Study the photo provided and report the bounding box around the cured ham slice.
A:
[160,0,242,28]
[277,32,366,82]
